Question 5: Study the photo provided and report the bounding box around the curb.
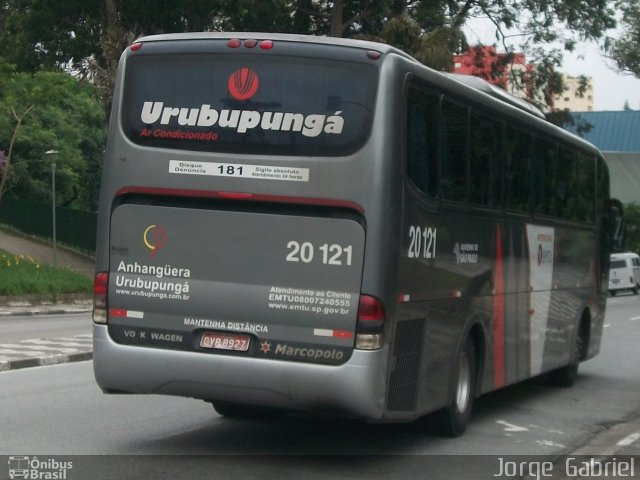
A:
[0,351,93,372]
[0,295,93,317]
[569,415,640,457]
[0,306,93,317]
[0,293,91,307]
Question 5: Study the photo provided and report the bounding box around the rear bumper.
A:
[608,280,637,291]
[93,325,388,420]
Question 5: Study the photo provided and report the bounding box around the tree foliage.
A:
[0,1,622,109]
[0,0,628,212]
[606,1,640,78]
[0,70,106,210]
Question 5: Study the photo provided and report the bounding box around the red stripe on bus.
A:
[493,224,505,388]
[333,330,354,339]
[114,186,365,214]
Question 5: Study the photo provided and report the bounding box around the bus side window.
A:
[470,111,500,207]
[596,155,610,220]
[441,100,468,203]
[505,126,532,213]
[576,153,596,224]
[406,88,438,197]
[558,146,578,221]
[534,139,556,216]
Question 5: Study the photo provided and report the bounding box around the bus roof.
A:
[134,31,417,60]
[445,73,546,119]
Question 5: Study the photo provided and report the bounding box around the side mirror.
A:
[605,199,625,253]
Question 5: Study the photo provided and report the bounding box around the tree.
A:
[0,69,106,211]
[0,0,621,114]
[0,105,34,206]
[0,0,105,72]
[606,1,640,78]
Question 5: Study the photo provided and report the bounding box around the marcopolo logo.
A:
[272,343,345,363]
[228,67,259,101]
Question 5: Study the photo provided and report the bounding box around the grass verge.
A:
[0,249,91,298]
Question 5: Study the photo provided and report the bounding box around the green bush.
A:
[0,249,91,297]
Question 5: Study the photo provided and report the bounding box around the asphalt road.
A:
[0,295,638,478]
[0,313,91,344]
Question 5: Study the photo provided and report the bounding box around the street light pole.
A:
[45,150,59,266]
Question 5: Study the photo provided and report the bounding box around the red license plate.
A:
[200,332,250,352]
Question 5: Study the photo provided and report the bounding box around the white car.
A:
[609,252,640,296]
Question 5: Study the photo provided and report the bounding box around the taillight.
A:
[227,38,274,49]
[355,295,385,350]
[244,38,258,48]
[367,50,382,60]
[93,272,108,324]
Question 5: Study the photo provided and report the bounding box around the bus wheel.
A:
[632,285,639,295]
[211,401,284,419]
[426,336,477,437]
[548,331,583,387]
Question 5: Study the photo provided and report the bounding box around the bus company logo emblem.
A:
[453,242,479,265]
[228,67,259,101]
[537,244,553,266]
[143,225,168,257]
[259,340,272,354]
[536,232,554,266]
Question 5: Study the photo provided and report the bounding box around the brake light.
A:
[130,42,143,52]
[227,38,274,50]
[93,272,109,324]
[355,295,385,350]
[358,295,384,321]
[367,50,382,60]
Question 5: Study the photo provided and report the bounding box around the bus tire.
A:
[632,285,639,295]
[548,329,583,387]
[427,336,477,437]
[211,401,284,419]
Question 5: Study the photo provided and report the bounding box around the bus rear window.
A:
[122,54,378,156]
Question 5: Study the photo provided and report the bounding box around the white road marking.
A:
[497,420,529,432]
[617,431,640,446]
[536,439,566,448]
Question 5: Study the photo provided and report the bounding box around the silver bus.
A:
[93,32,614,436]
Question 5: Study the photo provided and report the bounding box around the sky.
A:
[561,43,640,111]
[463,19,640,112]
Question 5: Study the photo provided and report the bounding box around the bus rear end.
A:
[92,34,394,419]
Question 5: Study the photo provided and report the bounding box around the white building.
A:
[553,75,594,111]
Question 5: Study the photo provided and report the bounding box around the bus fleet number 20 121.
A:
[408,225,437,259]
[286,241,353,266]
